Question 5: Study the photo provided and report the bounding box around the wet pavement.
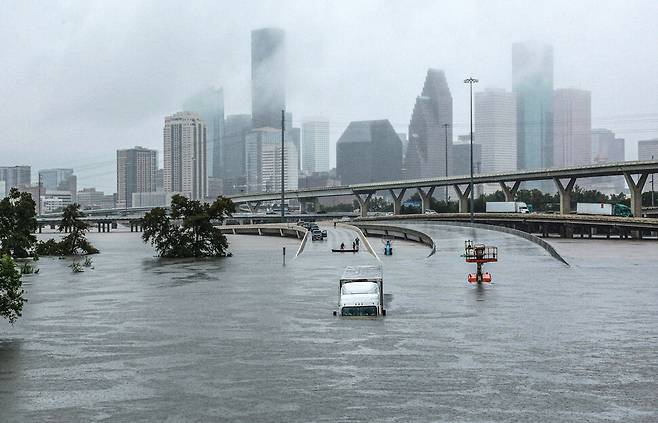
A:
[1,224,657,422]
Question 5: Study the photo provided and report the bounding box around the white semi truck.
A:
[485,201,530,213]
[334,265,385,317]
[576,203,632,217]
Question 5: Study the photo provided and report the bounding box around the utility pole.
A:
[464,77,478,223]
[652,155,655,207]
[443,123,450,204]
[281,110,285,221]
[38,173,42,216]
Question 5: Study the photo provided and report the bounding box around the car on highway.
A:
[311,229,323,241]
[321,229,327,238]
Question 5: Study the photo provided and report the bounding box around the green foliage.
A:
[142,195,235,258]
[0,254,27,323]
[0,188,38,258]
[36,204,99,256]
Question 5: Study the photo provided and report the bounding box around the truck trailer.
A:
[334,265,385,317]
[576,203,632,217]
[485,201,530,213]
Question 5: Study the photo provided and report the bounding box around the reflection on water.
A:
[0,229,656,422]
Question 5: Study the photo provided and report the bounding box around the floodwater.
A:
[1,224,657,422]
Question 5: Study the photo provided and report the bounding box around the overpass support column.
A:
[247,201,261,214]
[453,184,471,213]
[354,192,374,218]
[388,189,406,215]
[417,187,436,214]
[624,172,649,217]
[553,177,577,214]
[499,181,522,202]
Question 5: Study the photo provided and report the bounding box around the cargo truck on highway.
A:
[333,265,385,317]
[576,203,632,217]
[485,201,530,213]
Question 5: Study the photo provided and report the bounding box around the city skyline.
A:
[1,1,657,192]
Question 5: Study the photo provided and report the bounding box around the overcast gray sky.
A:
[1,0,657,192]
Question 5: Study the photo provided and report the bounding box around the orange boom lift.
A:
[464,240,498,284]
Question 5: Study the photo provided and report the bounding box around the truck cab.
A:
[334,265,385,317]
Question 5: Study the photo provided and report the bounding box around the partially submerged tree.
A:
[0,255,27,323]
[0,188,38,258]
[142,195,235,258]
[36,204,99,256]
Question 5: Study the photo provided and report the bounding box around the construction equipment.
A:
[464,240,498,284]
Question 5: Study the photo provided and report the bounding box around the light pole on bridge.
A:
[464,77,479,223]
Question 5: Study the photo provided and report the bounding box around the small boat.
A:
[332,248,359,253]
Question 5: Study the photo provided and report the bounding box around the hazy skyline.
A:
[2,0,657,192]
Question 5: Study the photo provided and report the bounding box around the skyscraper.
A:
[302,119,330,173]
[592,129,625,163]
[251,28,285,129]
[39,168,77,202]
[336,120,402,185]
[0,166,31,196]
[222,114,252,194]
[245,128,298,193]
[475,88,517,174]
[183,87,224,179]
[163,112,207,200]
[405,69,453,179]
[513,41,554,171]
[638,139,658,161]
[116,146,158,208]
[552,88,592,167]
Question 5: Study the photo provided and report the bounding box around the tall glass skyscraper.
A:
[513,42,554,171]
[183,87,224,179]
[302,119,330,173]
[251,28,285,129]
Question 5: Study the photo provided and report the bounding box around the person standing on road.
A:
[355,237,360,248]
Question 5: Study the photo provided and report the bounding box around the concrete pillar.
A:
[388,188,406,215]
[97,222,101,233]
[553,177,577,215]
[453,184,471,213]
[499,181,522,202]
[417,187,436,214]
[38,225,42,234]
[247,201,261,214]
[623,172,648,217]
[354,192,374,218]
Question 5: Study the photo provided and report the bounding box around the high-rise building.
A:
[452,137,482,176]
[405,69,453,179]
[39,168,77,202]
[302,119,330,173]
[336,120,402,185]
[183,87,224,179]
[251,28,285,129]
[77,188,105,210]
[397,133,408,160]
[163,112,207,200]
[638,139,658,161]
[590,129,626,194]
[222,114,252,194]
[475,88,517,175]
[245,128,298,193]
[553,89,591,167]
[116,146,158,208]
[513,41,554,171]
[0,166,31,196]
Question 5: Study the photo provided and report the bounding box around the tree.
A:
[0,188,37,258]
[0,255,27,323]
[142,195,235,258]
[35,204,98,256]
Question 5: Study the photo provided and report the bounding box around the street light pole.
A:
[652,155,655,207]
[281,109,286,221]
[464,77,478,223]
[443,123,450,204]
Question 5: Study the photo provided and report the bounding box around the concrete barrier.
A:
[348,222,436,257]
[220,224,307,240]
[337,223,380,261]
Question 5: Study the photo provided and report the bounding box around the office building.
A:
[513,41,554,171]
[0,166,31,195]
[183,87,224,178]
[251,28,285,129]
[302,120,330,173]
[117,146,158,209]
[245,128,298,193]
[590,129,626,194]
[336,120,402,185]
[553,89,591,167]
[163,112,207,200]
[405,69,453,179]
[39,168,77,202]
[222,114,252,194]
[131,191,178,208]
[638,139,658,161]
[77,188,106,210]
[453,136,483,176]
[397,133,408,160]
[475,88,517,174]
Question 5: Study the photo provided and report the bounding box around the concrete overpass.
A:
[228,160,658,218]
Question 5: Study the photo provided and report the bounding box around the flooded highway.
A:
[1,223,657,422]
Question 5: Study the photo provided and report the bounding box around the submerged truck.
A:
[333,265,385,317]
[485,201,530,213]
[576,203,632,217]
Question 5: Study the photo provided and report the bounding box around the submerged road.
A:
[0,224,656,422]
